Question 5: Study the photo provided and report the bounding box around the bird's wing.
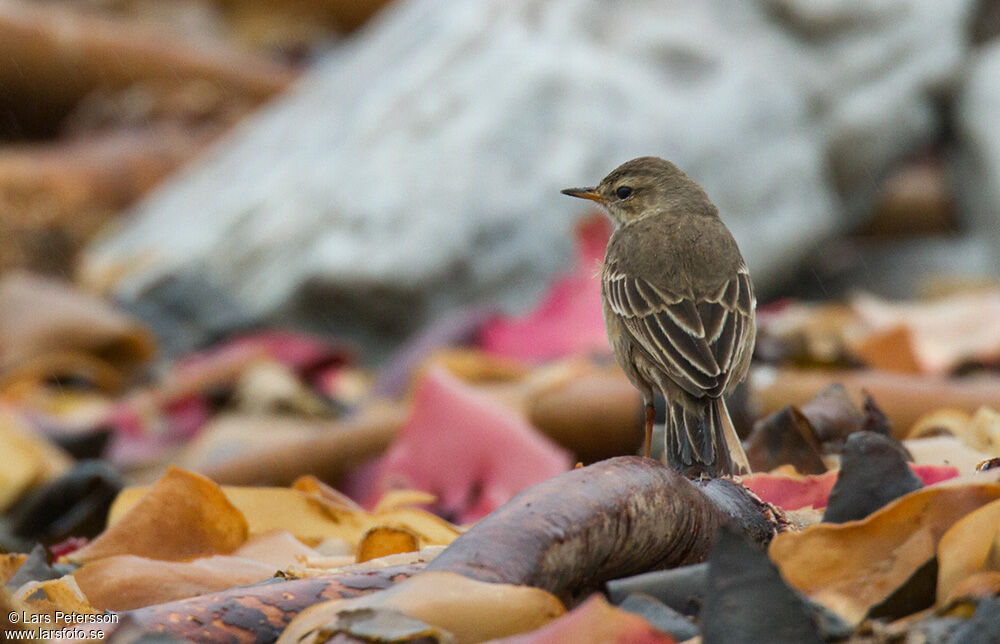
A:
[603,260,754,398]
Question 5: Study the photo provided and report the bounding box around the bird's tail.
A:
[665,397,750,477]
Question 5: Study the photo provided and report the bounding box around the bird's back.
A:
[605,211,745,300]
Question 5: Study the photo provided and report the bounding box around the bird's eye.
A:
[616,186,633,200]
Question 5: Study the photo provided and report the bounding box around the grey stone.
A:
[787,236,998,300]
[619,594,699,641]
[952,41,1000,272]
[767,0,970,222]
[83,0,973,357]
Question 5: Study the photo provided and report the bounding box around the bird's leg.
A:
[644,402,655,459]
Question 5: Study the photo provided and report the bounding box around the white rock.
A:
[768,0,970,222]
[952,41,1000,269]
[84,0,973,356]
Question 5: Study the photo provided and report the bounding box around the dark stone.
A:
[606,563,708,617]
[951,598,1000,643]
[5,544,74,591]
[970,0,1000,45]
[7,460,124,544]
[50,428,113,461]
[860,391,894,440]
[120,273,254,360]
[0,520,33,554]
[823,431,922,524]
[618,593,699,641]
[701,525,843,644]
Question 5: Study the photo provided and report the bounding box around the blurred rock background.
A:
[2,0,999,360]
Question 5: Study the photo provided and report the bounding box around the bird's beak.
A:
[561,187,605,203]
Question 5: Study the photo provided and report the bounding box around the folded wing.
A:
[603,262,754,399]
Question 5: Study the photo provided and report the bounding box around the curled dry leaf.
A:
[487,594,676,644]
[849,291,1000,375]
[797,384,864,444]
[296,607,450,643]
[12,575,97,625]
[293,475,364,512]
[232,530,322,570]
[851,324,924,374]
[71,554,278,611]
[754,300,858,367]
[478,215,612,362]
[744,463,957,511]
[356,527,420,563]
[937,498,1000,604]
[423,348,531,385]
[67,466,247,564]
[232,360,332,417]
[769,483,1000,624]
[0,408,71,511]
[751,367,1000,439]
[0,553,28,586]
[180,403,404,486]
[2,587,28,638]
[297,551,437,581]
[979,458,1000,472]
[525,361,644,462]
[108,475,460,549]
[361,366,571,523]
[745,406,827,475]
[371,489,436,513]
[0,271,155,391]
[908,407,1000,456]
[905,436,992,475]
[742,470,838,511]
[299,547,446,578]
[744,383,892,475]
[277,571,566,644]
[949,572,1000,602]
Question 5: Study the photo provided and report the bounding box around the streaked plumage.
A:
[562,157,755,477]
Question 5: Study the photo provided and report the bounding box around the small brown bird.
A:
[562,157,754,477]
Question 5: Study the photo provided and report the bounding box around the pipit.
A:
[562,156,754,477]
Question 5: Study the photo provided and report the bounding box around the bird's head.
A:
[561,156,715,226]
